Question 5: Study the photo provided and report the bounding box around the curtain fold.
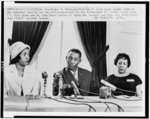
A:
[77,22,108,95]
[8,21,49,63]
[30,22,53,66]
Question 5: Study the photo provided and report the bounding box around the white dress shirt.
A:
[70,68,78,83]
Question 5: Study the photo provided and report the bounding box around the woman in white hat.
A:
[4,41,43,96]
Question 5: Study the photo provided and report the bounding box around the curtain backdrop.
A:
[77,22,109,95]
[8,21,49,63]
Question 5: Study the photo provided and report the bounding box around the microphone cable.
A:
[46,96,96,112]
[110,87,143,101]
[117,87,138,94]
[78,88,99,96]
[25,97,29,112]
[104,101,124,112]
[78,87,141,110]
[80,86,142,101]
[84,97,112,112]
[64,96,124,112]
[76,88,124,112]
[111,91,142,101]
[64,96,111,112]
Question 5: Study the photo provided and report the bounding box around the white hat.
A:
[10,41,30,60]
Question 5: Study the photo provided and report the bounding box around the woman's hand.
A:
[26,93,41,99]
[136,84,142,97]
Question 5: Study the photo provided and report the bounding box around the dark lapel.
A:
[78,67,83,86]
[63,67,76,84]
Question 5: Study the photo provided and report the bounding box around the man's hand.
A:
[62,84,72,89]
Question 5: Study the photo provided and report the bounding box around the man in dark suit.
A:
[53,49,92,96]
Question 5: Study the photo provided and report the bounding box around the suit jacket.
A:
[4,64,44,96]
[53,67,92,96]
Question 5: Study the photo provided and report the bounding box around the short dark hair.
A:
[68,49,82,58]
[114,53,131,67]
[9,52,21,65]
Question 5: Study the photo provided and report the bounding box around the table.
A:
[4,96,28,111]
[4,96,143,112]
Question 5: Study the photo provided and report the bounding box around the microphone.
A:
[55,72,64,98]
[42,72,48,79]
[42,72,48,88]
[71,81,80,95]
[58,76,63,91]
[101,79,117,91]
[42,72,48,98]
[55,72,62,78]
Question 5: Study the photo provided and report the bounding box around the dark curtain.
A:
[77,22,109,95]
[8,21,49,61]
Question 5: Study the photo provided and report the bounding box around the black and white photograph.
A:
[1,1,149,118]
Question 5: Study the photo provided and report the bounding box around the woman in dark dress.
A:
[105,53,142,97]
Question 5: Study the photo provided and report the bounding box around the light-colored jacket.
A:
[4,64,44,96]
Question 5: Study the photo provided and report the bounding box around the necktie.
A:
[73,72,79,85]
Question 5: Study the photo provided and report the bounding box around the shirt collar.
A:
[70,67,78,75]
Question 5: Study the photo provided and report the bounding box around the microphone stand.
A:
[73,88,78,98]
[71,81,81,98]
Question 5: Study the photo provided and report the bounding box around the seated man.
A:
[53,49,92,96]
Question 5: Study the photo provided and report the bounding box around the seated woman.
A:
[4,41,43,96]
[105,53,142,97]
